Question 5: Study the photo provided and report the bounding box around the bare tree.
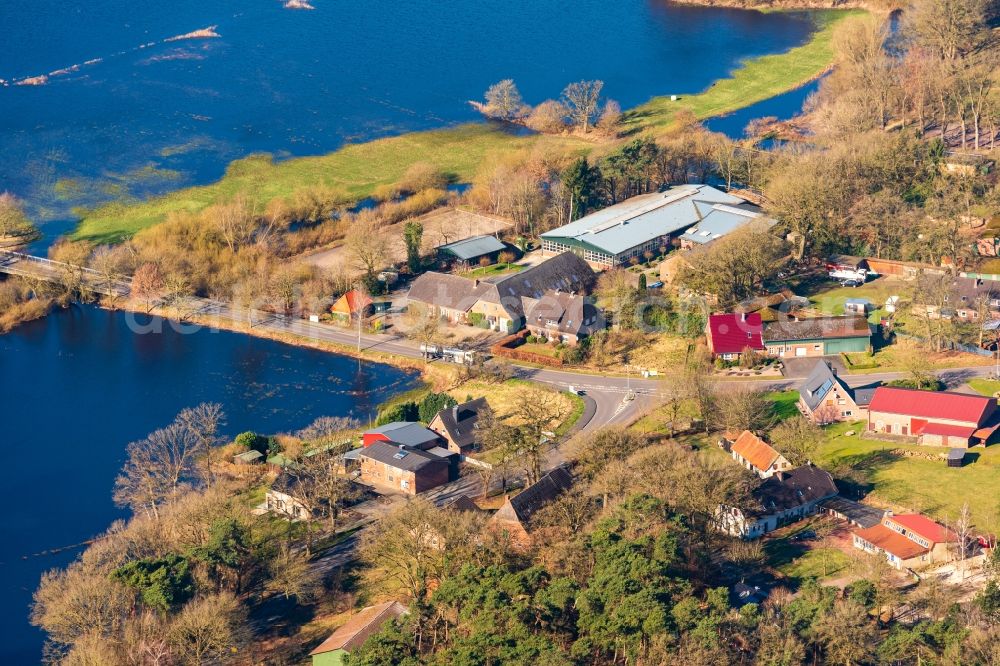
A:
[210,194,259,253]
[480,79,527,121]
[359,499,480,603]
[950,502,976,580]
[166,592,247,666]
[561,80,604,133]
[89,245,130,305]
[296,448,361,532]
[265,544,320,602]
[113,421,200,518]
[513,391,565,486]
[345,211,390,283]
[176,403,226,488]
[0,191,40,243]
[714,386,776,435]
[131,263,165,313]
[769,416,823,465]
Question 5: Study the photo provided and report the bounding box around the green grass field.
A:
[73,126,586,243]
[72,9,864,244]
[466,263,525,279]
[767,389,801,421]
[968,378,1000,397]
[818,422,1000,527]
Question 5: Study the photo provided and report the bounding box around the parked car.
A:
[647,281,664,289]
[840,279,862,288]
[791,529,816,542]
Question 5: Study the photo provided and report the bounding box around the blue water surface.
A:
[0,305,419,662]
[0,0,817,233]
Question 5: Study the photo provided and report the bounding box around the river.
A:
[0,0,818,238]
[0,305,420,662]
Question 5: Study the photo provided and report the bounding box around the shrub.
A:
[418,392,458,422]
[885,378,946,391]
[396,162,449,194]
[376,401,419,425]
[234,431,269,454]
[111,554,194,612]
[526,100,569,133]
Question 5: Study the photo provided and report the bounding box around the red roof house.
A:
[331,290,373,322]
[729,430,792,479]
[867,387,998,447]
[888,514,959,545]
[706,313,765,359]
[852,513,958,570]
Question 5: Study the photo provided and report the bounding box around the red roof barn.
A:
[706,313,765,359]
[867,386,998,447]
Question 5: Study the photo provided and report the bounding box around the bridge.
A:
[0,249,132,298]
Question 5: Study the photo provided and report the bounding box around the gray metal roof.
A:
[361,441,447,472]
[367,422,441,448]
[540,184,746,256]
[437,234,506,260]
[678,207,765,245]
[819,497,885,529]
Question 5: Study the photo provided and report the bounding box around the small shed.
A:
[234,449,263,465]
[436,234,508,267]
[947,448,966,467]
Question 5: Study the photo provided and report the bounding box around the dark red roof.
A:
[707,313,764,354]
[916,422,976,438]
[886,514,958,544]
[869,387,994,425]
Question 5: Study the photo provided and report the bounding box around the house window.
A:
[813,344,822,351]
[401,479,410,490]
[844,411,853,416]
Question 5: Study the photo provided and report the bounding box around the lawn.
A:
[624,9,864,131]
[518,342,562,358]
[767,389,801,421]
[807,277,899,324]
[778,547,852,582]
[765,519,852,583]
[968,378,1000,397]
[446,378,576,431]
[71,9,862,244]
[465,263,524,279]
[817,422,1000,527]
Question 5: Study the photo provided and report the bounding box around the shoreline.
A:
[70,8,863,244]
[99,297,459,387]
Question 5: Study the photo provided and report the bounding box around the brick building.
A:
[866,387,998,447]
[798,360,875,423]
[852,513,958,570]
[359,442,450,495]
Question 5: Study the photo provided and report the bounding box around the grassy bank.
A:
[623,9,863,130]
[72,9,862,244]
